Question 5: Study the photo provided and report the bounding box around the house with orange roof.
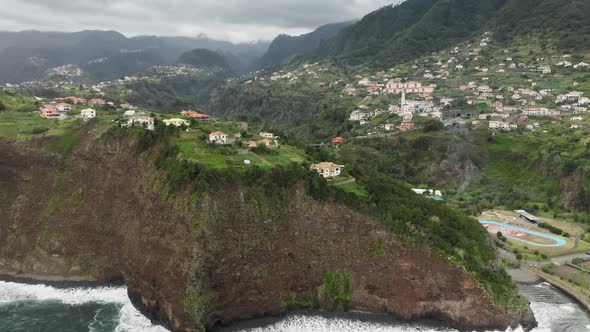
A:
[120,103,136,109]
[40,105,60,119]
[65,96,87,105]
[181,110,210,120]
[397,122,415,131]
[88,98,107,106]
[332,137,346,145]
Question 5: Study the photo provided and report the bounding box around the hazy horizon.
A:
[0,0,400,43]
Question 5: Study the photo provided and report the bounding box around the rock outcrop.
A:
[0,127,536,331]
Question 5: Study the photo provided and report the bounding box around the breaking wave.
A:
[0,281,168,331]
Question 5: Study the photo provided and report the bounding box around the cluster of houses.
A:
[40,101,96,121]
[347,84,448,133]
[207,130,279,149]
[483,88,588,131]
[340,30,590,134]
[38,95,139,122]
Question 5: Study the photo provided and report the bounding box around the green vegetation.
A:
[58,130,77,158]
[185,283,216,327]
[313,0,589,69]
[539,222,565,236]
[125,119,528,312]
[323,271,352,311]
[177,49,230,70]
[280,289,320,309]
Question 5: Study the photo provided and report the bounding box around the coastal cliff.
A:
[0,125,536,331]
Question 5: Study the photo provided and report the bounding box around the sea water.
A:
[0,281,167,332]
[1,281,589,332]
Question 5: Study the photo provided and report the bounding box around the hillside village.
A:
[239,32,589,140]
[1,32,589,185]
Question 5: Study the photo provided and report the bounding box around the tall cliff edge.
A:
[0,127,536,331]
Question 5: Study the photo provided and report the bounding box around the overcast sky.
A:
[0,0,400,43]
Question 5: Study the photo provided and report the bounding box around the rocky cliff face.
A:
[0,126,535,331]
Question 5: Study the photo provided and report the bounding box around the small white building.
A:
[56,103,72,112]
[209,131,230,144]
[80,108,96,120]
[259,132,275,139]
[163,118,190,127]
[349,110,366,121]
[127,116,155,131]
[412,189,443,197]
[489,121,516,130]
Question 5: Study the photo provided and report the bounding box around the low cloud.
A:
[0,0,399,42]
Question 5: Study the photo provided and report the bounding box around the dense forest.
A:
[176,49,230,70]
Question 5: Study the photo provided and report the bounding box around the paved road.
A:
[551,252,590,265]
[498,245,590,266]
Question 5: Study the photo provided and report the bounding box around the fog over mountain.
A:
[0,0,398,83]
[0,0,398,42]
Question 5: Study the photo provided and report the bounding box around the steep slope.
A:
[257,21,353,69]
[0,124,535,331]
[314,0,589,68]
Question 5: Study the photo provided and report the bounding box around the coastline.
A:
[509,266,590,313]
[0,270,117,289]
[214,309,452,332]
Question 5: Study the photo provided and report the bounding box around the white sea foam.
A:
[234,315,532,332]
[1,280,589,332]
[0,281,168,331]
[116,299,168,332]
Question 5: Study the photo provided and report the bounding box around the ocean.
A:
[1,281,589,332]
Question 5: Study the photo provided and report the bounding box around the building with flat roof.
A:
[514,210,541,223]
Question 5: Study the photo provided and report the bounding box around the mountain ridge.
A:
[311,0,590,68]
[256,21,354,69]
[0,30,269,83]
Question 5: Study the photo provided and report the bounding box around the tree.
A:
[422,119,444,132]
[0,101,5,112]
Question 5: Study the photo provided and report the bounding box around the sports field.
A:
[479,220,567,247]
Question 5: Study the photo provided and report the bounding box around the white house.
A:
[349,110,366,121]
[489,121,516,130]
[80,108,96,120]
[127,116,155,131]
[310,162,344,179]
[209,131,230,144]
[412,189,443,197]
[163,118,190,127]
[522,107,549,116]
[56,103,72,112]
[259,132,275,139]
